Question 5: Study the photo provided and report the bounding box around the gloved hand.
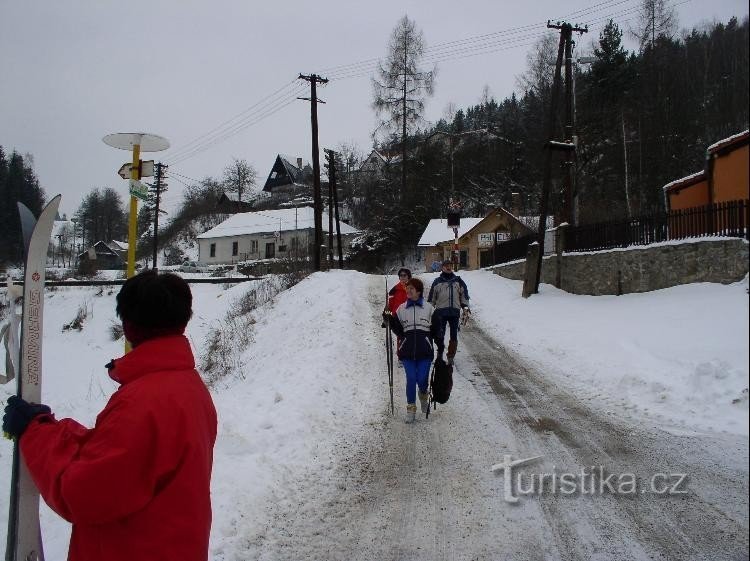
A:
[3,395,51,439]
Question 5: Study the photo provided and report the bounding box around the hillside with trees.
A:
[347,15,749,260]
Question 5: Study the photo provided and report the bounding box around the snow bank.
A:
[462,270,749,436]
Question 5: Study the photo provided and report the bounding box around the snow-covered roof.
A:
[417,218,484,247]
[707,129,749,153]
[197,207,358,240]
[662,170,705,192]
[109,240,128,251]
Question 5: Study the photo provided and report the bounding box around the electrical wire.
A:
[162,0,691,166]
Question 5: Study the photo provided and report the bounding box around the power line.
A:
[166,82,308,165]
[161,0,691,166]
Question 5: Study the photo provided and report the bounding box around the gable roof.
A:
[417,218,484,247]
[262,154,312,192]
[197,207,358,240]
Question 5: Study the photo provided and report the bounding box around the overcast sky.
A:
[1,0,747,218]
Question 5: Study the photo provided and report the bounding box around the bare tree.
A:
[631,0,677,50]
[372,15,436,197]
[517,32,558,95]
[222,158,258,212]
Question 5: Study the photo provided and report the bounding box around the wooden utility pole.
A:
[298,73,328,271]
[151,163,167,271]
[527,21,587,297]
[325,149,344,268]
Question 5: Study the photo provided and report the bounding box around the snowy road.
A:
[248,277,749,561]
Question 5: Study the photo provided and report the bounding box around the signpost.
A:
[103,133,169,353]
[118,160,154,180]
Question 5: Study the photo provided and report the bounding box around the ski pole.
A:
[383,276,395,415]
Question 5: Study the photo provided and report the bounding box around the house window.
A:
[250,240,258,253]
[232,241,238,256]
[210,243,216,257]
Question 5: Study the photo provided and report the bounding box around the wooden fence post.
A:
[522,242,541,298]
[555,223,567,289]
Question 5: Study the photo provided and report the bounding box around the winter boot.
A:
[446,340,458,365]
[418,392,429,414]
[405,403,417,423]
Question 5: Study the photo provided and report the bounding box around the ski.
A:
[3,195,61,561]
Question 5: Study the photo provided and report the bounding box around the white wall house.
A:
[196,207,358,264]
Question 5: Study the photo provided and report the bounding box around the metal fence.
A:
[486,200,748,266]
[565,199,749,253]
[481,234,537,267]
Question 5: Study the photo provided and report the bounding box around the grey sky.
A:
[1,1,747,218]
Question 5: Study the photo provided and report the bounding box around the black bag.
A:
[431,357,453,404]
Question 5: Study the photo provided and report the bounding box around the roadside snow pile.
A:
[1,271,384,560]
[208,270,382,558]
[463,270,749,436]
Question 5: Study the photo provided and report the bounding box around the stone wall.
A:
[490,238,749,295]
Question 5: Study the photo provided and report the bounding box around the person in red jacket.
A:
[387,267,411,315]
[2,270,217,561]
[387,268,411,361]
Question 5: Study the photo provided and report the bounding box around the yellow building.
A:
[665,130,749,210]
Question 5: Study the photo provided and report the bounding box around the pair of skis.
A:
[383,278,394,415]
[2,195,61,561]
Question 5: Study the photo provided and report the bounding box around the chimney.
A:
[511,192,521,217]
[296,157,303,169]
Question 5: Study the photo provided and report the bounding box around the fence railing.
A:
[565,199,748,253]
[481,234,537,267]
[487,200,748,266]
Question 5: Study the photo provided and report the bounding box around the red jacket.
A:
[388,282,408,315]
[21,335,217,561]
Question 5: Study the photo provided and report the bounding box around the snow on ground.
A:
[0,267,748,559]
[460,269,749,436]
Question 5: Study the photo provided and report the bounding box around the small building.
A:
[196,207,359,264]
[217,191,255,213]
[418,208,546,271]
[262,155,312,193]
[417,217,484,271]
[77,240,127,270]
[664,130,749,210]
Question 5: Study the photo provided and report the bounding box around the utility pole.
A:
[151,163,168,271]
[327,165,334,267]
[325,149,344,268]
[525,21,587,297]
[298,73,328,271]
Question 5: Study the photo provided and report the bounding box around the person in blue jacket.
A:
[428,259,470,365]
[383,277,436,423]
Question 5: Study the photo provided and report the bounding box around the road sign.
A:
[129,179,150,201]
[118,160,154,179]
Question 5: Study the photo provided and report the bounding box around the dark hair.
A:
[397,268,411,278]
[116,270,193,329]
[406,277,424,295]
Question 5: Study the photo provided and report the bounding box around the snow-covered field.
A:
[0,269,747,559]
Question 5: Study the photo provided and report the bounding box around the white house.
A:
[196,207,359,264]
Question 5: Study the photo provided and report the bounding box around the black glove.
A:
[3,395,51,439]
